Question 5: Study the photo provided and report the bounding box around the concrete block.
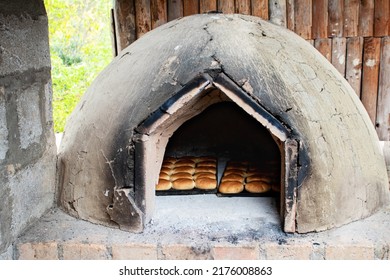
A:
[62,243,110,260]
[112,243,158,260]
[17,84,42,149]
[17,242,58,260]
[0,13,51,76]
[9,157,56,237]
[211,244,259,260]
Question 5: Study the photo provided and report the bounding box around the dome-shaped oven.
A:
[57,14,389,233]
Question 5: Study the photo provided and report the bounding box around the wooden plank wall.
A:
[112,0,390,141]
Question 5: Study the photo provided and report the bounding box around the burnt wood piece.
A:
[376,37,390,141]
[252,0,269,20]
[331,37,347,76]
[184,0,199,16]
[135,0,152,38]
[286,0,294,31]
[113,0,136,52]
[346,36,363,98]
[235,0,251,14]
[359,0,374,37]
[361,37,381,125]
[294,0,312,39]
[328,0,344,37]
[200,0,216,13]
[343,0,359,37]
[374,0,390,37]
[151,0,168,29]
[314,38,332,61]
[312,0,328,39]
[168,0,183,21]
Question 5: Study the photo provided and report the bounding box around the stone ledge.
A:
[13,196,390,260]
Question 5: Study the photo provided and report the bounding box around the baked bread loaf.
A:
[245,180,271,193]
[223,168,246,176]
[170,172,193,181]
[160,166,174,175]
[159,172,170,180]
[196,161,217,167]
[173,166,195,174]
[193,172,216,179]
[172,178,195,190]
[156,179,172,191]
[221,173,245,182]
[195,166,216,174]
[246,174,272,183]
[175,159,196,167]
[219,180,244,194]
[195,177,217,190]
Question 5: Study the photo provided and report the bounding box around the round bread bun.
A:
[172,178,195,190]
[196,161,216,168]
[172,166,195,174]
[225,165,247,172]
[170,172,193,181]
[246,175,272,183]
[163,157,177,164]
[175,159,196,167]
[155,179,172,191]
[221,173,245,182]
[223,169,246,177]
[159,172,170,180]
[245,180,271,193]
[195,177,217,190]
[197,157,216,163]
[193,172,215,179]
[162,162,175,169]
[195,166,216,174]
[218,181,244,194]
[160,167,174,175]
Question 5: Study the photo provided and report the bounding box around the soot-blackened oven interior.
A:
[158,101,281,197]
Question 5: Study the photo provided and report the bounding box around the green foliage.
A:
[44,0,113,132]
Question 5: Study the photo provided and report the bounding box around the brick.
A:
[62,243,109,260]
[112,243,157,260]
[160,244,211,260]
[211,245,258,260]
[17,242,58,260]
[325,243,375,260]
[264,242,312,260]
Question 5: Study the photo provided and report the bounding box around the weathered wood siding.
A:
[112,0,390,140]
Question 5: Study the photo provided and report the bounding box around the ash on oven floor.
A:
[155,156,280,196]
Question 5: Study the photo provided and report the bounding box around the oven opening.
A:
[154,101,283,223]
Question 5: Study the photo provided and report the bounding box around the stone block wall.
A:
[0,0,56,257]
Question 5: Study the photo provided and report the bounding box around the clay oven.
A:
[57,14,389,234]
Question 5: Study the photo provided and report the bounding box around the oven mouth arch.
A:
[134,72,304,233]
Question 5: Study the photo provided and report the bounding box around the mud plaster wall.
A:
[0,0,56,256]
